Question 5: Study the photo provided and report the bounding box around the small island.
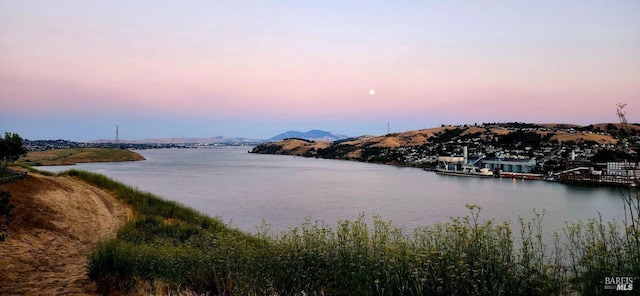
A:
[19,148,145,166]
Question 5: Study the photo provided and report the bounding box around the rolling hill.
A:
[251,123,640,167]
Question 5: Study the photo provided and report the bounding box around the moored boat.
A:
[436,166,494,177]
[435,146,494,177]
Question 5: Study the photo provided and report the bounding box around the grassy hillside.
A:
[19,148,145,166]
[0,170,128,294]
[255,124,625,156]
[251,123,640,169]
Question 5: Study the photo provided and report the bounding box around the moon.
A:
[370,90,375,95]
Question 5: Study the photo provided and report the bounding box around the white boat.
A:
[436,166,494,177]
[435,146,494,177]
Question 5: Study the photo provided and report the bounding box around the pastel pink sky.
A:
[1,1,639,140]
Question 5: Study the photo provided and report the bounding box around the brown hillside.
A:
[255,123,625,157]
[538,123,581,129]
[593,123,640,132]
[277,139,331,155]
[365,127,450,148]
[0,171,129,295]
[21,148,145,166]
[551,132,616,144]
[344,125,621,148]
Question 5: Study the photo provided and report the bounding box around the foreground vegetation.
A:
[64,169,640,295]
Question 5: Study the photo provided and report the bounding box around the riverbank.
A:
[2,166,639,294]
[0,170,129,295]
[19,148,146,166]
[79,166,640,295]
[251,138,639,188]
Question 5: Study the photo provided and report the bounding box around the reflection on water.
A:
[38,147,629,234]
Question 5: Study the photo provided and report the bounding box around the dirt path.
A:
[0,172,129,295]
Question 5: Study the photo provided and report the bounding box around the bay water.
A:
[38,147,631,235]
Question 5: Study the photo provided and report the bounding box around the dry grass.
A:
[551,131,616,144]
[277,139,331,155]
[0,171,129,295]
[537,123,581,129]
[20,148,145,166]
[370,137,402,148]
[593,122,640,131]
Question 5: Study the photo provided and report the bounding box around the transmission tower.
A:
[114,124,120,148]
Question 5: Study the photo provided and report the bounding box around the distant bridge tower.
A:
[114,125,120,148]
[387,122,390,134]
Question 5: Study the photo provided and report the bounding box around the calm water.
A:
[39,147,630,234]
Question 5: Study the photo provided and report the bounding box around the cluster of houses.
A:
[382,124,639,187]
[23,139,89,151]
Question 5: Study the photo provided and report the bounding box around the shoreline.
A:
[2,165,639,294]
[253,149,639,188]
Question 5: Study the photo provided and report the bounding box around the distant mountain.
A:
[89,136,264,144]
[88,130,349,144]
[268,130,349,142]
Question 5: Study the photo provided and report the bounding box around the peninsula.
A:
[19,148,145,166]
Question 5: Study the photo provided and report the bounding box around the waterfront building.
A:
[481,157,537,173]
[557,161,639,187]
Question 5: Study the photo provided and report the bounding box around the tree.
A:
[0,132,28,170]
[616,103,629,148]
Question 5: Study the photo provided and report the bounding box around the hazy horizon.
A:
[16,121,640,143]
[2,1,639,141]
